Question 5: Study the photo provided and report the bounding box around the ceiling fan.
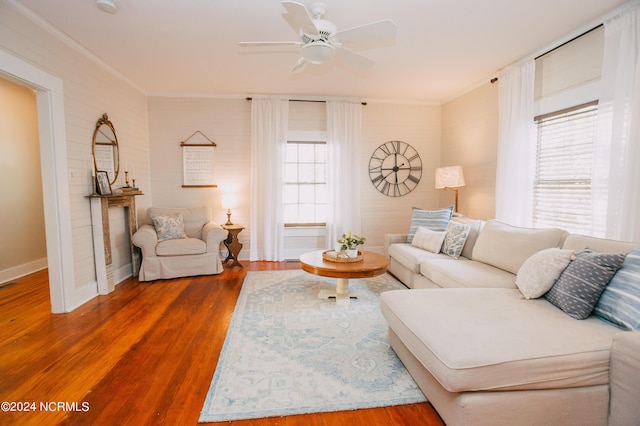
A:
[238,1,397,73]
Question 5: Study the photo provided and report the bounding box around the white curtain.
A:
[250,98,288,261]
[495,60,536,226]
[592,4,640,242]
[325,101,362,249]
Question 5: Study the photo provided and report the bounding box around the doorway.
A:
[1,49,76,313]
[0,77,47,288]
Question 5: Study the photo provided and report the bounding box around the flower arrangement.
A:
[338,231,366,251]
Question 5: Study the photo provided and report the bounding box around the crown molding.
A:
[148,91,439,106]
[6,0,146,94]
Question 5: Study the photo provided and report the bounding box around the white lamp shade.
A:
[435,166,465,189]
[221,194,237,210]
[301,43,336,64]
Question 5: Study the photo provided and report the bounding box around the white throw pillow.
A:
[152,214,187,242]
[411,227,446,253]
[442,220,471,259]
[516,248,576,299]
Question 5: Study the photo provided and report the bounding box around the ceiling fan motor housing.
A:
[302,19,337,41]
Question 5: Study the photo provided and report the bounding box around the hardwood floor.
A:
[0,263,444,426]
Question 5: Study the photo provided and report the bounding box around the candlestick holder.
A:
[90,175,99,197]
[123,170,131,189]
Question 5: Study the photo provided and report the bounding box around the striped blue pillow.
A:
[406,206,453,244]
[594,245,640,331]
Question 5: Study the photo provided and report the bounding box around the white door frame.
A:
[1,48,75,313]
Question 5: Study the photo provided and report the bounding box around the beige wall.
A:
[0,77,47,282]
[441,83,499,220]
[1,2,150,308]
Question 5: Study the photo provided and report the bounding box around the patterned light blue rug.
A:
[199,269,426,422]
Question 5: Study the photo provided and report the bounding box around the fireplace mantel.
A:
[88,192,142,294]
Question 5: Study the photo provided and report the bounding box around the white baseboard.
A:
[66,281,99,312]
[0,258,48,285]
[113,263,133,286]
[65,263,132,312]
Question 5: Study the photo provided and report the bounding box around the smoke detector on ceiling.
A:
[96,0,118,14]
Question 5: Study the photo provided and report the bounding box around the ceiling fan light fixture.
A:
[240,2,396,72]
[96,0,118,14]
[301,42,335,64]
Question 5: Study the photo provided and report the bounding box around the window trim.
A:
[534,100,598,122]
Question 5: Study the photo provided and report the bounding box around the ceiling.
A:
[14,0,629,103]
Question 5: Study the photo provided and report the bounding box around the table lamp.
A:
[435,166,465,212]
[221,194,237,226]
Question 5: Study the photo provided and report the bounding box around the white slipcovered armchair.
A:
[132,206,227,281]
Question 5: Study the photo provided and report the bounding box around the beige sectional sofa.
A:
[381,217,640,425]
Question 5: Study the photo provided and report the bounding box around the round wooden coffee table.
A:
[299,250,389,303]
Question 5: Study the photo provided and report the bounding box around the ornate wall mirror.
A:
[92,113,120,186]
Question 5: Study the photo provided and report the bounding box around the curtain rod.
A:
[489,23,604,85]
[245,97,367,106]
[534,24,603,61]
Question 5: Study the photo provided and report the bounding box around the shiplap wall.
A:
[0,2,150,308]
[147,97,251,257]
[148,96,442,256]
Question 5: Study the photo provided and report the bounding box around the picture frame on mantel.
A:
[96,170,112,195]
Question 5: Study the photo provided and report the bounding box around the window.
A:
[283,141,327,226]
[532,101,598,235]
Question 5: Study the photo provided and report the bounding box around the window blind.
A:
[532,101,599,235]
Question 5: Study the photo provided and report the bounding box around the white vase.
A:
[347,248,358,258]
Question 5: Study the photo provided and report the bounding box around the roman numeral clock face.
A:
[369,141,422,197]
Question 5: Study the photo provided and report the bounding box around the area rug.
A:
[199,270,426,422]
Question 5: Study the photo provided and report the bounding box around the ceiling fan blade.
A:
[332,19,397,45]
[289,57,307,73]
[335,47,375,70]
[238,41,302,47]
[281,1,319,37]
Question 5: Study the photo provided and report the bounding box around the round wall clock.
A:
[369,141,422,197]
